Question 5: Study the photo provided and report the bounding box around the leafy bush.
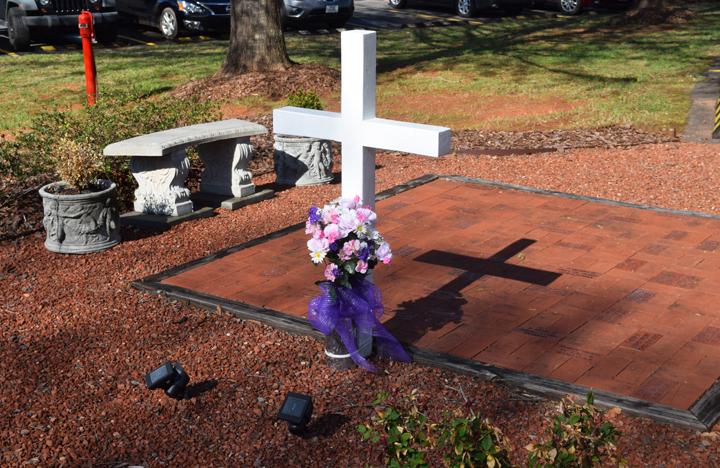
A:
[527,393,624,468]
[358,390,512,468]
[53,138,104,191]
[287,90,324,110]
[358,390,435,468]
[438,413,512,468]
[0,89,220,207]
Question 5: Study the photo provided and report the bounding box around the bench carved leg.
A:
[130,149,193,216]
[197,137,256,198]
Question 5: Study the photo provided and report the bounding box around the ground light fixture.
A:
[144,361,190,400]
[277,392,313,435]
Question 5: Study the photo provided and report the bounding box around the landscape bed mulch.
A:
[172,65,341,101]
[2,141,720,466]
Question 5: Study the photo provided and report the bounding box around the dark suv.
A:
[0,0,118,50]
[116,0,231,39]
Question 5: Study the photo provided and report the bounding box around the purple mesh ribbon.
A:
[308,277,410,371]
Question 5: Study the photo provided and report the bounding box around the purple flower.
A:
[329,241,340,253]
[308,206,322,224]
[359,245,370,262]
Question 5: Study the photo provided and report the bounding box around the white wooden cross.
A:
[273,30,452,208]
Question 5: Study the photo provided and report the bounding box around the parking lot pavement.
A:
[0,2,552,56]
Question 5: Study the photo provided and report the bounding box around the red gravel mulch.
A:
[2,142,720,466]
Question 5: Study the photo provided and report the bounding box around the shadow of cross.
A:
[414,239,562,293]
[385,239,562,346]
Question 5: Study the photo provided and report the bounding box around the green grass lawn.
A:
[1,3,719,132]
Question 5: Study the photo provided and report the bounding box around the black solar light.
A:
[277,392,313,435]
[144,361,190,400]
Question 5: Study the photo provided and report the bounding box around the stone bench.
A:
[103,119,267,217]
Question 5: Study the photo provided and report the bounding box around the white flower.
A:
[307,237,329,264]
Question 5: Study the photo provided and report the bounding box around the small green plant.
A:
[358,390,435,468]
[287,90,324,110]
[527,393,624,468]
[358,390,512,468]
[438,413,512,468]
[53,138,104,191]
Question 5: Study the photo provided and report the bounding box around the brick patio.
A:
[150,177,720,424]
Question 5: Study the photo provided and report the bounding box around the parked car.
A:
[117,0,353,40]
[0,0,118,50]
[117,0,231,39]
[388,0,528,19]
[282,0,354,28]
[539,0,633,15]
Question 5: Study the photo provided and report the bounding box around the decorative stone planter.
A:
[39,180,121,254]
[273,135,333,186]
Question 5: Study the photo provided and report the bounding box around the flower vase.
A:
[324,328,373,370]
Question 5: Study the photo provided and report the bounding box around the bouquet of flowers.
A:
[305,197,409,371]
[305,196,392,287]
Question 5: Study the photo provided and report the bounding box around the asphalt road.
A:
[0,0,549,55]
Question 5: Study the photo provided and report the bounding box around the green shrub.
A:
[527,393,624,468]
[358,390,435,468]
[358,390,512,468]
[0,89,220,207]
[438,413,512,468]
[287,90,324,110]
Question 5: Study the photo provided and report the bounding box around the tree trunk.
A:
[221,0,292,75]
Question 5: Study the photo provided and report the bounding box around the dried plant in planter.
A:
[39,138,119,254]
[52,138,104,193]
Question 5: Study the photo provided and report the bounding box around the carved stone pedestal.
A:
[130,149,193,216]
[197,137,255,198]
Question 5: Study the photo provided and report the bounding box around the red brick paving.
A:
[162,179,720,410]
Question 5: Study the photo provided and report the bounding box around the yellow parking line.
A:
[198,35,210,40]
[119,35,157,46]
[0,48,18,57]
[709,69,720,73]
[40,45,56,52]
[178,36,191,41]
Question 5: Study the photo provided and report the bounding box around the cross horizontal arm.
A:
[273,107,343,141]
[361,118,452,157]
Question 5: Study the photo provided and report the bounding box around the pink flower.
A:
[355,260,369,274]
[324,263,339,281]
[356,208,376,224]
[342,239,360,258]
[322,207,338,225]
[305,221,323,239]
[323,223,341,243]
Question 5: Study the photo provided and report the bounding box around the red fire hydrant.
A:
[78,11,97,106]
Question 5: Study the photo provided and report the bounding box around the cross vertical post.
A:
[341,31,377,207]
